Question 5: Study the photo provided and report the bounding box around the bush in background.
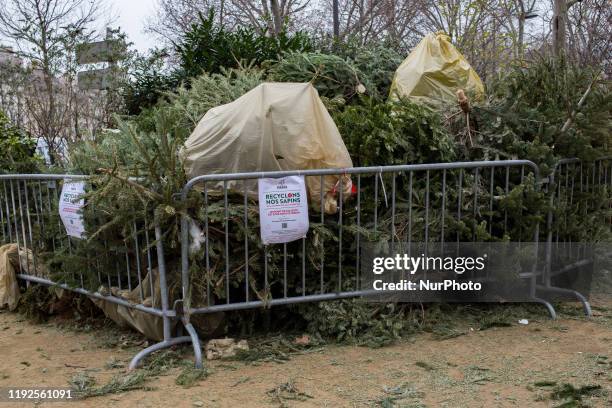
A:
[0,110,41,173]
[174,10,313,84]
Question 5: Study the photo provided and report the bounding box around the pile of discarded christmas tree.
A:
[23,33,611,341]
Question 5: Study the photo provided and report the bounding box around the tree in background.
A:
[147,0,312,42]
[566,0,611,73]
[230,0,312,35]
[295,0,421,49]
[0,0,103,163]
[123,9,313,113]
[552,0,581,57]
[147,0,229,43]
[122,49,177,116]
[173,10,313,83]
[145,0,610,81]
[0,48,30,129]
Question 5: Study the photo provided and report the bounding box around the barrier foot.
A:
[183,321,204,369]
[128,336,195,370]
[536,285,592,317]
[532,297,557,320]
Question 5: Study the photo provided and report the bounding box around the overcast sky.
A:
[109,0,158,53]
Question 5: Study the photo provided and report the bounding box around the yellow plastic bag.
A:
[180,82,353,213]
[389,32,484,105]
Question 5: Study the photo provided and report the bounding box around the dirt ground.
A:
[0,300,610,408]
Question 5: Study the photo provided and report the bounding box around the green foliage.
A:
[48,68,266,303]
[223,335,301,363]
[333,97,457,167]
[299,301,555,348]
[268,52,369,101]
[154,67,265,132]
[349,46,403,98]
[121,10,311,113]
[122,50,178,115]
[175,10,313,84]
[175,366,209,388]
[16,285,56,322]
[301,300,413,347]
[68,350,206,398]
[460,57,611,171]
[0,110,40,173]
[267,45,401,102]
[69,371,148,398]
[66,121,186,276]
[69,67,265,238]
[547,383,603,407]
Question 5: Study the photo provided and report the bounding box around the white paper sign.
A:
[59,180,86,238]
[258,176,309,245]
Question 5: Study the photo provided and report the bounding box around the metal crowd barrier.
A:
[1,158,607,368]
[0,174,201,369]
[178,159,560,367]
[540,156,612,317]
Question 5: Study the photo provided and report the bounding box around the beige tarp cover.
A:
[0,244,21,310]
[0,245,221,341]
[92,269,172,341]
[0,243,49,310]
[389,32,485,104]
[180,82,353,212]
[94,270,224,341]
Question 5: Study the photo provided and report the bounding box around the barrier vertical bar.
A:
[244,183,249,302]
[407,172,413,248]
[224,181,229,304]
[391,172,396,246]
[472,168,479,242]
[283,243,288,298]
[441,169,446,248]
[338,176,343,292]
[204,184,210,306]
[355,174,361,290]
[319,175,324,293]
[23,180,38,275]
[302,237,306,296]
[488,168,494,237]
[457,169,463,244]
[425,170,430,245]
[0,182,5,243]
[133,222,144,301]
[14,180,29,275]
[504,166,509,234]
[3,181,13,241]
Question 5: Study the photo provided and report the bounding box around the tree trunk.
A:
[269,0,282,35]
[553,0,583,57]
[552,0,567,57]
[333,0,340,40]
[517,15,525,59]
[41,32,59,162]
[517,1,525,60]
[219,0,225,27]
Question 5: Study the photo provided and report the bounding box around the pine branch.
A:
[96,168,164,202]
[560,73,599,133]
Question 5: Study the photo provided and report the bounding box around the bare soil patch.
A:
[0,300,610,407]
